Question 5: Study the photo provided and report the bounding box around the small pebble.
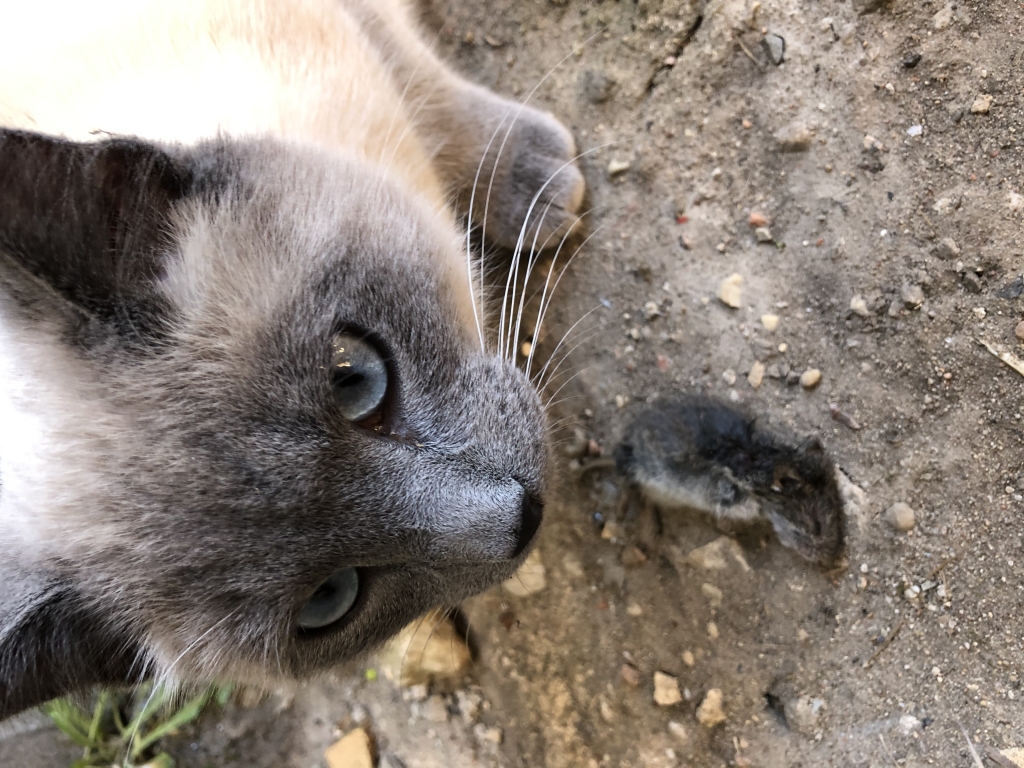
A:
[748,211,769,228]
[799,369,822,389]
[701,583,723,607]
[403,684,429,702]
[862,134,884,153]
[643,301,662,321]
[717,273,744,308]
[763,33,786,65]
[902,52,922,68]
[601,521,626,541]
[621,664,641,687]
[932,5,953,30]
[747,361,765,390]
[783,697,823,735]
[885,502,916,531]
[973,306,987,320]
[755,227,774,243]
[607,159,631,177]
[1015,320,1024,340]
[422,695,450,723]
[502,548,546,596]
[599,698,616,723]
[829,402,861,430]
[850,295,872,317]
[564,428,589,459]
[654,672,683,706]
[696,689,726,727]
[971,94,994,114]
[667,721,689,743]
[681,651,695,668]
[776,123,812,152]
[478,726,503,745]
[615,394,627,409]
[934,237,961,260]
[707,622,719,640]
[324,728,375,768]
[901,283,925,309]
[906,124,923,137]
[722,368,737,386]
[621,545,647,567]
[377,611,471,685]
[626,602,643,617]
[897,715,922,736]
[766,364,781,379]
[682,536,751,572]
[761,314,779,332]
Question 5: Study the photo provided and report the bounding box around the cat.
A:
[0,0,585,718]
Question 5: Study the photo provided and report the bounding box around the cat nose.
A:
[511,491,543,558]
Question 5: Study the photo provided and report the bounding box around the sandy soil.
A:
[5,0,1024,766]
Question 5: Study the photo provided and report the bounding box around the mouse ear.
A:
[797,436,825,456]
[0,129,193,340]
[0,571,143,719]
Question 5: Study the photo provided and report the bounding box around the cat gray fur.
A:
[0,2,577,714]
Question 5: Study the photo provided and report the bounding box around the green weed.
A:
[43,683,233,768]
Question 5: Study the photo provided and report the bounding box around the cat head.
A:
[0,130,548,714]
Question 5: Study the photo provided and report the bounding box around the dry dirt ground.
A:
[4,0,1024,766]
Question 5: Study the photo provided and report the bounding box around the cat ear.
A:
[0,572,142,719]
[0,129,194,338]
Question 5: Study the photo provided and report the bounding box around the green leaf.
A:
[43,700,94,748]
[130,689,213,758]
[214,683,234,708]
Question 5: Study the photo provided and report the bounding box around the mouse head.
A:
[760,437,845,566]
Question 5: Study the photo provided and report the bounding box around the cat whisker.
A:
[537,326,602,394]
[505,197,559,362]
[465,111,517,352]
[534,304,602,389]
[396,610,433,687]
[543,393,586,413]
[478,33,600,261]
[525,210,605,379]
[543,367,592,411]
[501,142,617,361]
[126,608,240,758]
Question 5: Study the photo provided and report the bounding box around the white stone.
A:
[502,548,546,596]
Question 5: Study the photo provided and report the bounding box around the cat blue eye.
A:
[330,333,388,422]
[298,567,360,630]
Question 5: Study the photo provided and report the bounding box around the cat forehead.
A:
[159,138,473,343]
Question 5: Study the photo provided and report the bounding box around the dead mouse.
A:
[586,395,846,567]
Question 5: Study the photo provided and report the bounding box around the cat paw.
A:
[468,98,585,252]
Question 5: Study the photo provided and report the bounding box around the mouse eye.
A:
[298,567,359,630]
[330,332,388,423]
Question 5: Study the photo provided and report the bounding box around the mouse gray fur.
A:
[610,395,846,567]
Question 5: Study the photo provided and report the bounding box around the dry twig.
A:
[863,618,905,669]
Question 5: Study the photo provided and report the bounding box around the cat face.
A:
[0,131,548,707]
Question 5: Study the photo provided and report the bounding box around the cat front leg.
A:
[343,0,586,249]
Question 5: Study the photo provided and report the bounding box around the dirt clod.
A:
[885,502,917,532]
[324,728,375,768]
[653,672,682,706]
[696,689,726,727]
